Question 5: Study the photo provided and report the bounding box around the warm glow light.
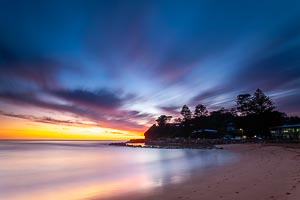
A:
[0,116,144,140]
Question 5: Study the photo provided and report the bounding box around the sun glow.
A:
[0,116,144,140]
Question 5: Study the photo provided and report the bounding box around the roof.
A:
[192,129,218,133]
[272,124,300,129]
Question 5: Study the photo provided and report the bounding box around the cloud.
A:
[0,89,148,132]
[1,0,300,135]
[0,111,96,127]
[273,92,300,116]
[51,89,134,113]
[227,20,300,90]
[105,131,123,135]
[0,46,61,89]
[120,110,153,119]
[159,106,180,116]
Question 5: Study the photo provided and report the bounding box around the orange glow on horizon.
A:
[0,116,145,140]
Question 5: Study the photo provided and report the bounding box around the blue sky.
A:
[0,0,300,136]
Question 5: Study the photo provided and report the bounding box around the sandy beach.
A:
[108,144,300,200]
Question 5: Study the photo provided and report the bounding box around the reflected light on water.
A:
[0,141,238,200]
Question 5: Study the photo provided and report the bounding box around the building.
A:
[270,124,300,140]
[191,129,222,139]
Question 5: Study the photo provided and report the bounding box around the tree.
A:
[180,105,192,121]
[156,115,172,126]
[236,94,251,116]
[229,107,237,117]
[174,117,182,124]
[251,88,275,114]
[236,89,275,115]
[194,104,208,118]
[235,89,277,137]
[285,115,300,124]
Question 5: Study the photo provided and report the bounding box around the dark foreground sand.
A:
[108,144,300,200]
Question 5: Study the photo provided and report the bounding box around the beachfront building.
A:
[191,129,222,139]
[270,124,300,140]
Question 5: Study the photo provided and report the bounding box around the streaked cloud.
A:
[0,0,300,138]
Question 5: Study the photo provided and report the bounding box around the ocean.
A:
[0,140,238,200]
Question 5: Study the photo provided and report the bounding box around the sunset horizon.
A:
[1,1,300,140]
[1,1,300,200]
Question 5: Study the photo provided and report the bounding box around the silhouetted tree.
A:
[235,89,278,137]
[174,117,182,124]
[284,116,300,124]
[236,94,251,116]
[180,105,192,121]
[229,107,237,117]
[156,115,172,126]
[237,89,275,116]
[250,88,275,114]
[194,104,208,118]
[144,88,296,140]
[209,108,235,132]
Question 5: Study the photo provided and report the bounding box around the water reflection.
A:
[0,141,238,200]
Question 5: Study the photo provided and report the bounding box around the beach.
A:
[1,141,299,200]
[107,144,300,200]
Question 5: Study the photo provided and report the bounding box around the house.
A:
[270,124,300,140]
[191,129,221,139]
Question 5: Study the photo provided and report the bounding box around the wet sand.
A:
[108,144,300,200]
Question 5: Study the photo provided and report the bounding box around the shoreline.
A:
[109,142,220,149]
[104,144,300,200]
[109,139,300,149]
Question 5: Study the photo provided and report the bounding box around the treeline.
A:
[145,89,300,140]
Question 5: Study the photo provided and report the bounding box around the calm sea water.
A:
[0,140,238,200]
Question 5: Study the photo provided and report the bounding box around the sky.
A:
[0,0,300,139]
